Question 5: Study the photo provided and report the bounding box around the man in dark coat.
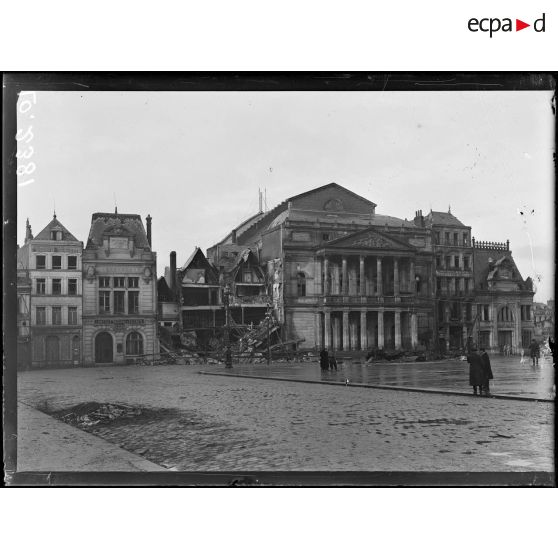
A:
[529,339,540,366]
[467,346,484,395]
[479,347,493,396]
[329,352,338,371]
[319,348,329,372]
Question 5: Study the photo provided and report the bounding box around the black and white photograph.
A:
[3,73,555,486]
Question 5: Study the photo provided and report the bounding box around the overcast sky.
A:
[17,89,554,302]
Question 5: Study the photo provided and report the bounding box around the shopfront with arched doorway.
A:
[95,331,113,363]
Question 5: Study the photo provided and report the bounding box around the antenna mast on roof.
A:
[53,198,56,219]
[114,192,118,214]
[264,188,268,212]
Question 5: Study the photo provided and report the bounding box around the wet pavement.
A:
[17,363,554,473]
[214,354,555,400]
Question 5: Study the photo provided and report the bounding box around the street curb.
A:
[197,371,554,403]
[17,402,168,472]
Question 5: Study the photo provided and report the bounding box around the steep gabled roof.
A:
[34,216,79,242]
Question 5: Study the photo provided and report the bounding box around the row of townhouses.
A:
[17,211,158,369]
[17,183,546,369]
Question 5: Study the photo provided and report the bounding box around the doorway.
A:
[95,332,113,363]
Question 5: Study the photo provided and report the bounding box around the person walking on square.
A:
[329,352,338,371]
[319,347,329,372]
[467,346,484,395]
[529,338,540,366]
[479,347,493,396]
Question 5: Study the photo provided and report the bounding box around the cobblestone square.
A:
[17,362,554,473]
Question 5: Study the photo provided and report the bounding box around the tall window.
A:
[114,277,126,288]
[68,306,78,325]
[36,278,46,294]
[36,307,46,325]
[297,272,306,297]
[68,278,78,295]
[114,291,125,314]
[436,278,442,293]
[99,277,111,288]
[445,232,450,245]
[68,256,77,269]
[126,331,143,355]
[436,256,441,267]
[445,256,451,269]
[52,278,62,295]
[435,232,440,244]
[498,306,513,322]
[99,291,111,313]
[453,233,458,246]
[463,233,468,246]
[454,256,460,268]
[52,255,62,270]
[52,306,62,325]
[464,256,470,269]
[36,255,46,269]
[483,305,489,321]
[128,291,139,314]
[128,277,139,288]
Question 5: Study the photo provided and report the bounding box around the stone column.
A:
[360,310,367,350]
[445,325,450,351]
[409,260,415,294]
[359,255,365,296]
[342,257,348,295]
[342,311,349,351]
[323,257,329,295]
[315,312,322,348]
[393,257,400,296]
[491,303,498,351]
[324,311,331,350]
[394,310,401,350]
[411,312,418,348]
[376,257,383,296]
[377,310,384,349]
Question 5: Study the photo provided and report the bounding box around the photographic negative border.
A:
[3,71,556,486]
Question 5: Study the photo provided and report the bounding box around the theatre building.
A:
[17,215,83,368]
[210,183,436,352]
[82,211,158,365]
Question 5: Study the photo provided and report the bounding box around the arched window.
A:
[498,306,514,322]
[297,272,306,297]
[126,331,144,355]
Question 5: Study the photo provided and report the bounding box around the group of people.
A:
[319,348,338,372]
[467,347,493,396]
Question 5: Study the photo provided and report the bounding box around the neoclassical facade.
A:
[472,239,535,352]
[210,183,436,352]
[82,211,158,365]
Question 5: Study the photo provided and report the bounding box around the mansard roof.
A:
[86,212,150,250]
[426,210,468,228]
[34,216,79,242]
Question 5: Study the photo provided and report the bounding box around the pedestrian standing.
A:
[529,339,540,366]
[520,348,526,364]
[329,352,338,371]
[319,347,329,372]
[467,346,484,395]
[479,347,493,396]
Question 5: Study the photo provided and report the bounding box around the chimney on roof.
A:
[231,229,237,243]
[146,214,152,247]
[506,239,510,251]
[170,251,176,293]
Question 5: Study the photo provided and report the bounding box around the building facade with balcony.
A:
[82,211,158,365]
[209,183,436,352]
[472,239,535,352]
[17,216,83,368]
[425,210,475,351]
[16,263,32,370]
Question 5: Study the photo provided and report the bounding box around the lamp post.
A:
[223,284,232,368]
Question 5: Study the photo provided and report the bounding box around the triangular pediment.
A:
[288,183,377,214]
[325,228,414,251]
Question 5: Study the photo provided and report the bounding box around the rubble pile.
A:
[54,402,143,427]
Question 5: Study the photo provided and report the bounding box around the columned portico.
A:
[394,258,400,297]
[324,310,331,349]
[324,257,330,296]
[342,257,348,295]
[411,313,418,348]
